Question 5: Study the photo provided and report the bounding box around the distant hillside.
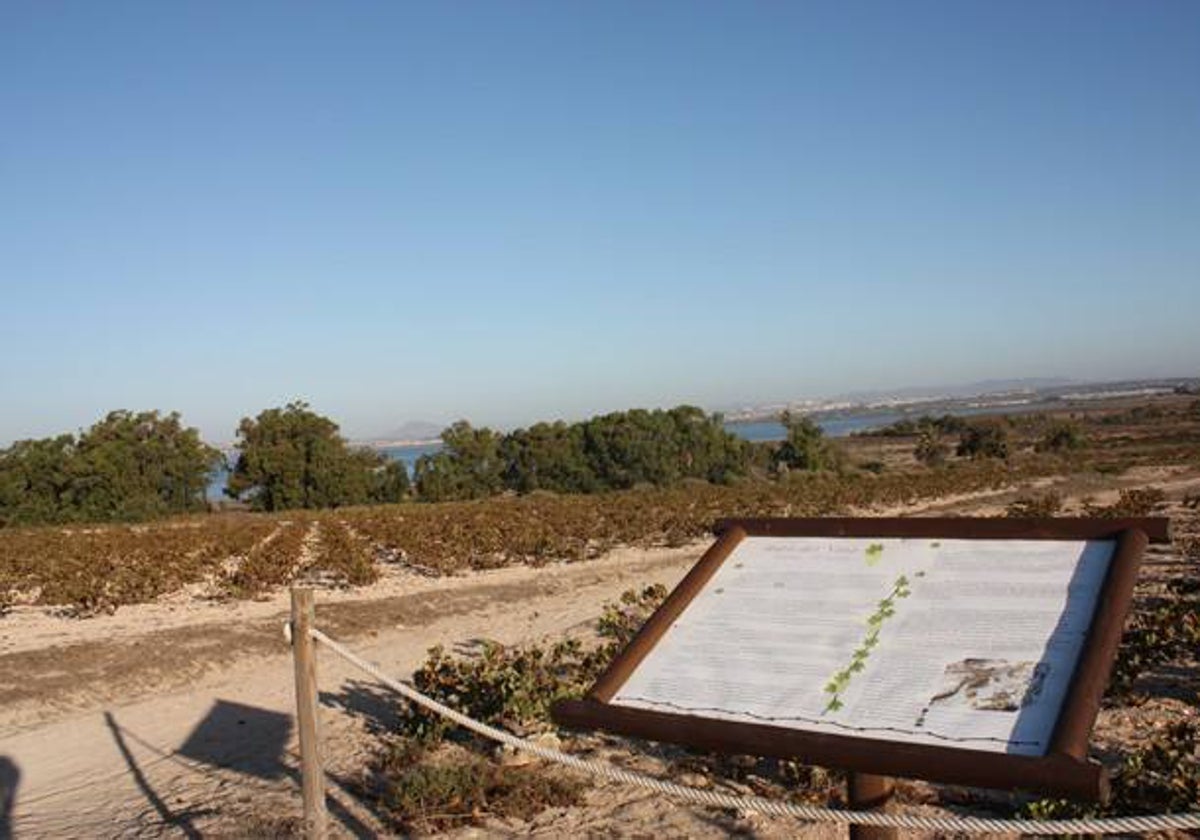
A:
[374,420,444,443]
[833,378,1078,404]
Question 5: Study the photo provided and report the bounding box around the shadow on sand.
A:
[106,698,386,838]
[0,756,18,840]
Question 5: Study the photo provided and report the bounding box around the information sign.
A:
[554,517,1167,801]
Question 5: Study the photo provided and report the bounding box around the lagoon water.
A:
[732,414,893,442]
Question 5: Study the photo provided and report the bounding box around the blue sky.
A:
[2,1,1198,444]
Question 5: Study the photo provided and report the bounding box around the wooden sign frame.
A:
[553,517,1168,802]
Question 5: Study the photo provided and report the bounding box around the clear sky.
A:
[2,1,1198,444]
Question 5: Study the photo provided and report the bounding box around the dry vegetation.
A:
[3,395,1197,618]
[2,394,1199,833]
[0,460,1029,614]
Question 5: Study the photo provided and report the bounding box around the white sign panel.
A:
[612,536,1115,756]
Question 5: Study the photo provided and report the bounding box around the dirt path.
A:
[0,545,713,838]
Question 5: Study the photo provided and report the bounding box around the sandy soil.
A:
[2,473,1198,839]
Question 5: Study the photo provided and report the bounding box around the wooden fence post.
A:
[848,772,896,840]
[291,588,327,840]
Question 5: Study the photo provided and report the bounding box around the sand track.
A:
[0,545,705,838]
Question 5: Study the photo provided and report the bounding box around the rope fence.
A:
[297,619,1200,836]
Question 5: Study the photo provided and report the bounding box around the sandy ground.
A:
[2,471,1199,839]
[2,545,722,837]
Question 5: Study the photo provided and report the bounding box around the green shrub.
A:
[402,639,606,743]
[1108,594,1200,700]
[914,428,948,467]
[775,411,844,473]
[1035,422,1085,453]
[956,422,1010,460]
[872,414,966,438]
[595,583,669,652]
[400,584,667,743]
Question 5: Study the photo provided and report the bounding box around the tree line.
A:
[412,406,757,502]
[0,403,410,526]
[2,401,1028,526]
[0,410,221,526]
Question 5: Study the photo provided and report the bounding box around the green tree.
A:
[441,421,506,496]
[956,421,1010,460]
[580,409,677,489]
[499,421,596,494]
[411,452,461,503]
[227,402,406,511]
[913,426,949,467]
[666,406,749,484]
[1034,421,1085,453]
[578,406,746,490]
[414,406,748,501]
[775,411,842,473]
[72,410,223,520]
[0,435,79,525]
[413,421,505,502]
[0,411,220,526]
[371,457,412,504]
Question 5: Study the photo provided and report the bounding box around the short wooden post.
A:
[847,772,896,840]
[291,588,327,840]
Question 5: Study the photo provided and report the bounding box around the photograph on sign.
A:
[609,536,1114,757]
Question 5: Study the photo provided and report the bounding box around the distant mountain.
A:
[374,420,444,443]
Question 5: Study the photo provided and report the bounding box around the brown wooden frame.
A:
[553,517,1165,802]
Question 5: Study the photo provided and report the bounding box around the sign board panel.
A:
[554,517,1165,801]
[613,535,1109,756]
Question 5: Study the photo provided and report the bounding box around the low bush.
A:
[371,739,585,834]
[1035,421,1086,453]
[956,422,1010,460]
[1108,589,1200,700]
[914,428,949,467]
[309,519,378,587]
[223,519,309,598]
[402,639,608,743]
[400,584,667,744]
[362,585,666,832]
[1005,491,1064,518]
[1083,487,1167,518]
[1021,721,1199,820]
[595,584,668,653]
